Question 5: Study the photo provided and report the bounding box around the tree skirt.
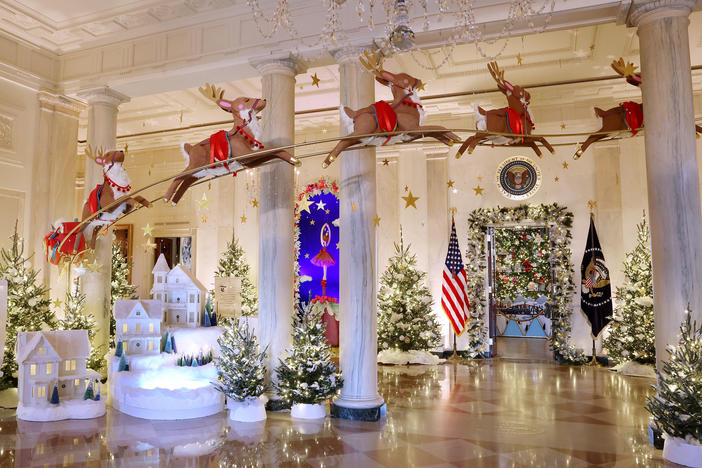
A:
[610,361,656,379]
[377,349,443,365]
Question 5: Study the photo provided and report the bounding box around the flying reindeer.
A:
[456,62,555,158]
[574,58,702,159]
[164,84,301,205]
[80,145,150,249]
[321,50,461,168]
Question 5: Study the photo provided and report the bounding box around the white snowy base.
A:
[377,349,443,365]
[663,435,702,468]
[170,326,223,357]
[17,399,106,422]
[610,361,656,379]
[290,402,326,419]
[227,396,267,422]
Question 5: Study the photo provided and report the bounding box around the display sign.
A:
[214,276,241,319]
[495,156,542,200]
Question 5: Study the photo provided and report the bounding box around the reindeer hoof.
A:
[291,157,302,167]
[447,141,454,147]
[467,147,474,155]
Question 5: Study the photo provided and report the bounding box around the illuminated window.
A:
[65,360,70,371]
[122,323,128,333]
[73,438,78,445]
[72,360,76,370]
[36,385,46,398]
[38,347,45,355]
[136,323,141,333]
[45,363,52,374]
[74,379,80,386]
[30,364,36,375]
[148,341,153,351]
[149,323,154,333]
[157,277,162,283]
[35,443,43,454]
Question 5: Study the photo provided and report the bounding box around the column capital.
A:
[331,45,373,65]
[77,86,130,107]
[250,55,306,76]
[37,91,85,118]
[627,0,695,27]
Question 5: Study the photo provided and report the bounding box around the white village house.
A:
[151,253,207,327]
[114,300,163,355]
[16,330,101,407]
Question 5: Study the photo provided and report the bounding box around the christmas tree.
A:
[110,242,137,346]
[215,235,258,316]
[646,308,702,443]
[377,236,442,352]
[83,381,95,400]
[214,320,268,401]
[275,304,343,405]
[50,384,59,404]
[603,216,655,365]
[0,222,57,388]
[60,285,104,373]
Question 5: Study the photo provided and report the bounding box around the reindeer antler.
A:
[487,61,507,91]
[359,49,385,79]
[611,58,639,78]
[85,144,105,165]
[198,83,225,103]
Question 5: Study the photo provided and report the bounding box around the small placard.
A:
[214,276,241,319]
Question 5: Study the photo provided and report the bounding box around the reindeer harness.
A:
[209,99,264,172]
[356,91,423,146]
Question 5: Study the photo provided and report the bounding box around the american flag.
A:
[585,274,594,289]
[441,219,470,335]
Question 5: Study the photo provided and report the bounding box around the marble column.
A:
[76,87,130,356]
[330,47,385,421]
[31,92,84,302]
[628,0,702,367]
[250,57,303,407]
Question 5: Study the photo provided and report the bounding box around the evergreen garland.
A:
[215,236,258,317]
[213,319,267,401]
[0,223,57,388]
[646,308,702,443]
[603,216,655,365]
[275,304,343,405]
[60,285,104,373]
[377,236,442,352]
[110,242,137,346]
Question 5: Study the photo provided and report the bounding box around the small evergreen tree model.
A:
[117,353,129,372]
[110,242,137,346]
[115,340,123,357]
[50,384,59,404]
[377,236,442,352]
[215,235,258,316]
[604,216,655,365]
[646,308,702,443]
[162,332,173,354]
[0,222,57,388]
[203,308,212,327]
[214,320,268,401]
[60,286,104,373]
[83,381,94,400]
[275,304,343,405]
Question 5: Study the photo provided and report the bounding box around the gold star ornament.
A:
[562,161,569,169]
[297,196,313,214]
[87,260,102,273]
[142,223,154,237]
[252,198,259,208]
[144,238,157,253]
[473,185,485,196]
[401,191,419,209]
[198,193,210,210]
[240,215,247,224]
[517,53,523,65]
[382,158,389,166]
[201,215,207,223]
[447,180,455,188]
[52,298,62,309]
[374,215,381,226]
[311,73,321,87]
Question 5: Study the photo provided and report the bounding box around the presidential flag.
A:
[580,215,612,337]
[442,219,470,335]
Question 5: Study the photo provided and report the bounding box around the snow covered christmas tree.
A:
[60,285,104,373]
[377,236,442,353]
[275,304,343,405]
[215,235,258,316]
[0,222,56,387]
[646,308,702,444]
[213,320,267,401]
[603,216,655,365]
[110,242,137,346]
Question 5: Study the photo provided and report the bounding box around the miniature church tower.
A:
[150,253,206,328]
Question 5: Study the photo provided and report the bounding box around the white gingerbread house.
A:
[16,330,101,407]
[151,253,207,327]
[114,299,163,355]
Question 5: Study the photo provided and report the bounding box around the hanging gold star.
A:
[304,253,309,259]
[447,180,455,188]
[404,185,409,192]
[562,161,569,169]
[473,185,485,196]
[298,196,313,214]
[374,215,381,226]
[310,220,315,226]
[449,207,458,216]
[401,191,419,209]
[352,203,357,211]
[336,242,340,249]
[208,182,212,190]
[517,53,523,65]
[52,298,62,309]
[311,73,321,87]
[325,209,330,214]
[198,193,210,210]
[144,238,157,253]
[416,82,425,92]
[142,224,154,237]
[252,198,259,208]
[87,260,102,273]
[201,215,207,223]
[477,176,483,182]
[240,215,247,223]
[554,176,560,182]
[382,158,389,166]
[560,123,566,130]
[589,43,596,52]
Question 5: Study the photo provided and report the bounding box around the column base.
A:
[330,397,386,421]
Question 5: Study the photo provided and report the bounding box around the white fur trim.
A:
[340,105,355,136]
[475,104,487,132]
[180,142,190,165]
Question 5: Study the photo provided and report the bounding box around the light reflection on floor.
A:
[0,341,669,467]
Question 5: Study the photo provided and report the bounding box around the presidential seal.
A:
[495,156,542,200]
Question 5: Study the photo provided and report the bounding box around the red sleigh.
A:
[44,221,87,265]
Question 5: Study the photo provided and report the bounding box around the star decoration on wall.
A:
[240,215,247,223]
[198,193,210,210]
[142,224,154,237]
[404,185,408,192]
[298,196,313,213]
[315,200,326,211]
[473,185,485,196]
[401,191,419,209]
[589,43,596,52]
[310,220,315,225]
[588,200,598,211]
[252,198,259,207]
[374,215,381,226]
[352,203,357,211]
[382,158,389,166]
[311,73,321,87]
[144,238,157,253]
[416,82,425,92]
[87,260,102,273]
[517,53,523,65]
[560,123,566,130]
[52,298,62,309]
[562,161,569,169]
[201,216,207,223]
[447,180,455,188]
[554,177,560,182]
[336,242,340,249]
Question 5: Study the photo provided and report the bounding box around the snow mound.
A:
[171,326,223,356]
[610,360,657,379]
[377,349,443,365]
[17,399,106,422]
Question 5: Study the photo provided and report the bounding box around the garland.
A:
[494,227,551,302]
[293,177,340,304]
[465,203,587,364]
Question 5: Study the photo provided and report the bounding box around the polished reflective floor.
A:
[0,340,672,467]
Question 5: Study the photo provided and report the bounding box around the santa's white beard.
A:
[104,163,131,194]
[240,109,262,141]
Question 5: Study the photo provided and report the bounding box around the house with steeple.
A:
[150,253,206,327]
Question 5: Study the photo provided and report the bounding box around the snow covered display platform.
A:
[17,399,106,422]
[108,351,224,420]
